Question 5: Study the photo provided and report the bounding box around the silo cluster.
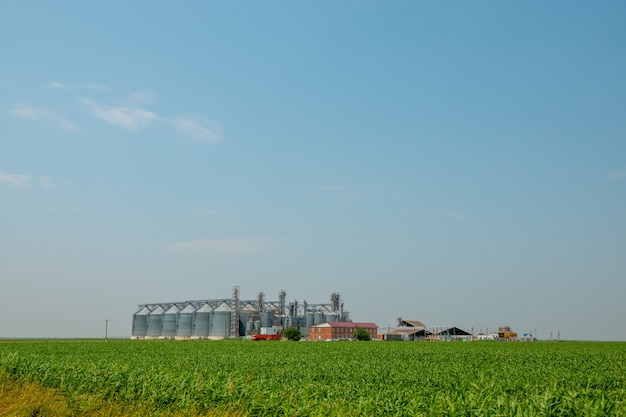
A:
[131,288,351,339]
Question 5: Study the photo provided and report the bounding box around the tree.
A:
[354,328,371,341]
[284,327,302,341]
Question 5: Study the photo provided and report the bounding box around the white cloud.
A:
[46,81,67,89]
[607,169,626,181]
[168,237,279,256]
[128,90,155,104]
[0,172,56,189]
[37,176,56,188]
[11,105,40,120]
[0,172,31,188]
[82,99,157,131]
[10,105,79,132]
[172,117,223,143]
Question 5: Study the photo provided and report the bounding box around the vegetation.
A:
[283,326,302,341]
[354,328,371,341]
[1,340,625,416]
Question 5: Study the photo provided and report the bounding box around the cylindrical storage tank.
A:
[306,312,315,328]
[239,311,252,328]
[314,311,323,325]
[324,312,339,323]
[161,305,179,338]
[246,320,254,335]
[146,306,165,338]
[131,306,150,338]
[210,302,231,338]
[176,304,195,339]
[192,303,213,338]
[260,311,274,328]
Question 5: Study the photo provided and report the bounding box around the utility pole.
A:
[105,318,108,342]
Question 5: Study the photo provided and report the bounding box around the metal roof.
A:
[314,321,378,329]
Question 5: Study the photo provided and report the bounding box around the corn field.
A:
[1,340,625,416]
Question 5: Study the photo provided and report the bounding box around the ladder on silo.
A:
[230,286,240,337]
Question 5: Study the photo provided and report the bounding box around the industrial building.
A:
[308,322,378,341]
[131,287,351,340]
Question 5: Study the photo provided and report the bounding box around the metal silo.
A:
[161,305,179,338]
[192,303,213,338]
[176,304,195,339]
[146,305,165,338]
[324,311,339,324]
[260,311,275,328]
[210,302,231,338]
[305,312,315,328]
[131,306,150,338]
[314,311,324,325]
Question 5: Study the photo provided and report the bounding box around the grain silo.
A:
[131,306,150,339]
[146,305,165,338]
[161,305,179,338]
[176,303,195,339]
[210,302,231,339]
[192,303,212,338]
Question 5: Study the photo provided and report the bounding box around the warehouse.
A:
[308,322,378,341]
[131,287,351,340]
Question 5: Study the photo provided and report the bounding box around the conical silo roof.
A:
[214,302,231,312]
[135,306,151,315]
[180,304,196,314]
[196,303,213,313]
[150,306,165,315]
[164,305,180,315]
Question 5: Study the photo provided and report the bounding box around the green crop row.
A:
[1,340,625,416]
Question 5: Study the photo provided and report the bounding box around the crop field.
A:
[1,340,625,416]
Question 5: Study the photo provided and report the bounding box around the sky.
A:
[1,1,625,341]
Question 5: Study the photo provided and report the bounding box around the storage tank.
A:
[161,305,179,338]
[324,312,339,323]
[176,304,195,339]
[131,306,150,338]
[314,311,324,325]
[210,302,231,338]
[305,312,315,328]
[146,305,165,338]
[260,311,275,328]
[192,303,213,338]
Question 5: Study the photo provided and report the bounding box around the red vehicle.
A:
[250,333,281,341]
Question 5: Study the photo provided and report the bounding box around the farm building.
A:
[383,318,431,341]
[308,322,378,341]
[430,327,472,341]
[131,287,351,340]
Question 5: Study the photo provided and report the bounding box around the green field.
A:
[1,339,625,416]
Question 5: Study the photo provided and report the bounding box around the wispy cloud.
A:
[607,169,626,181]
[0,172,31,188]
[128,90,156,104]
[10,105,41,120]
[46,81,67,89]
[10,105,78,131]
[81,99,157,131]
[168,237,279,256]
[0,172,55,189]
[172,117,223,143]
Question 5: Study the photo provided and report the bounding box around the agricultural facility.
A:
[131,287,351,339]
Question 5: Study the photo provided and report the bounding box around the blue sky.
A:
[1,1,625,340]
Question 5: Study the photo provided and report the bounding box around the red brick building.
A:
[308,322,378,341]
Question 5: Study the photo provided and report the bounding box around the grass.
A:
[1,339,625,416]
